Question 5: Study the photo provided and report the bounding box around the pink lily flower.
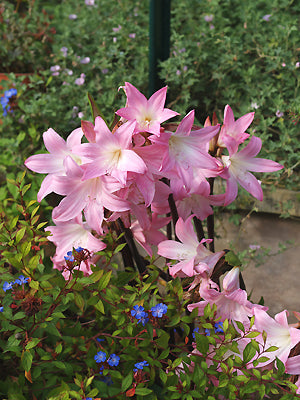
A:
[157,215,223,278]
[220,135,283,205]
[24,127,85,201]
[46,215,106,262]
[218,105,254,154]
[51,157,130,234]
[188,267,267,324]
[74,117,147,186]
[171,175,225,221]
[152,110,220,187]
[116,82,179,136]
[253,309,300,366]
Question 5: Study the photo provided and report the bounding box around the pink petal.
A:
[176,110,194,136]
[81,120,96,142]
[148,86,168,111]
[43,128,66,153]
[236,171,263,201]
[124,82,147,109]
[246,158,283,172]
[25,153,62,174]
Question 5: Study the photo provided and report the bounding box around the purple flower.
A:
[85,0,95,5]
[151,303,168,318]
[50,65,60,76]
[204,14,214,22]
[262,14,271,21]
[276,110,284,118]
[296,62,300,68]
[129,33,136,39]
[3,281,14,292]
[209,24,215,30]
[101,68,108,74]
[133,360,149,372]
[107,354,120,367]
[69,14,77,20]
[60,47,68,57]
[183,66,188,72]
[249,244,261,250]
[75,73,85,85]
[80,57,90,64]
[94,351,106,363]
[113,25,122,32]
[176,70,181,76]
[178,48,186,53]
[78,112,84,119]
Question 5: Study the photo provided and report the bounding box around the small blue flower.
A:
[151,303,168,318]
[64,250,75,262]
[3,281,14,292]
[99,364,105,375]
[75,246,84,252]
[214,322,224,334]
[107,353,120,367]
[131,305,146,320]
[14,275,29,285]
[99,375,113,385]
[137,315,149,326]
[192,327,200,339]
[85,398,93,400]
[0,306,4,312]
[94,351,106,363]
[133,360,149,372]
[205,328,211,336]
[96,338,105,342]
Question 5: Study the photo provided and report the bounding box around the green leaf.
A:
[135,387,153,395]
[245,331,260,338]
[15,227,26,244]
[21,350,33,372]
[74,292,85,311]
[98,270,112,291]
[195,333,209,355]
[242,342,257,364]
[87,93,107,123]
[29,280,39,290]
[121,372,133,392]
[95,299,105,314]
[25,338,41,350]
[225,252,242,266]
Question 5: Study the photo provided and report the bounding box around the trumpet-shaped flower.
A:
[152,110,220,187]
[74,117,147,185]
[51,157,130,234]
[253,309,300,365]
[157,215,223,278]
[25,127,84,201]
[218,105,254,154]
[116,82,179,136]
[220,136,283,205]
[188,267,267,324]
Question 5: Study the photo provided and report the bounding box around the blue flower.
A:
[99,375,113,385]
[131,305,146,320]
[85,398,93,400]
[151,303,168,318]
[107,353,120,367]
[94,351,106,363]
[1,88,17,117]
[205,328,211,336]
[14,275,29,285]
[133,360,149,372]
[0,306,4,312]
[137,315,149,326]
[64,250,75,262]
[192,327,200,339]
[214,322,224,333]
[75,246,84,252]
[3,281,14,292]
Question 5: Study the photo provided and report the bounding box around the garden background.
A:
[1,0,299,314]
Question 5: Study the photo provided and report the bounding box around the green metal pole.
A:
[149,0,171,96]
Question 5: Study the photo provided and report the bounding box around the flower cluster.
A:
[2,275,29,292]
[133,360,149,372]
[131,303,168,326]
[1,88,17,116]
